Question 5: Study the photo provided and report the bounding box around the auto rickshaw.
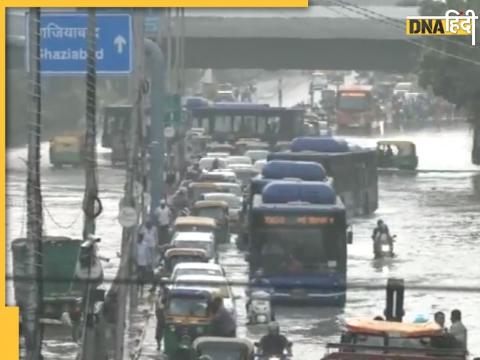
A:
[162,248,209,276]
[321,317,468,360]
[49,133,85,168]
[193,337,255,360]
[377,140,418,170]
[173,216,218,236]
[163,289,214,360]
[192,200,230,244]
[188,182,225,204]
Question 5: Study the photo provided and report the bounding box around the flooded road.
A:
[6,75,480,358]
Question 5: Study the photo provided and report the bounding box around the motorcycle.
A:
[246,290,273,325]
[374,234,396,259]
[254,341,293,360]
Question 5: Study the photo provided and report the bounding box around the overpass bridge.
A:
[8,6,421,72]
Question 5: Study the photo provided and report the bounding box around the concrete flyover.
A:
[167,7,422,71]
[8,6,422,72]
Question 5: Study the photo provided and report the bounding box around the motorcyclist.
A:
[371,219,393,258]
[246,270,275,324]
[172,187,189,216]
[258,322,291,357]
[210,294,237,337]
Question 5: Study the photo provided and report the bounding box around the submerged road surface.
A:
[6,73,480,358]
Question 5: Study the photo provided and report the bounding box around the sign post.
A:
[27,12,132,74]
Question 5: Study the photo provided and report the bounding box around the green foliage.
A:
[418,0,480,119]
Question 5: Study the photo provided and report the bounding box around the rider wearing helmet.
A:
[371,219,393,258]
[210,294,237,337]
[259,322,291,357]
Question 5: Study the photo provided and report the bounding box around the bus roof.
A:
[251,201,345,215]
[191,106,304,116]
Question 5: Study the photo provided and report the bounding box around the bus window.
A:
[214,115,231,133]
[243,116,256,134]
[257,117,267,135]
[338,93,370,111]
[267,117,280,135]
[233,116,243,132]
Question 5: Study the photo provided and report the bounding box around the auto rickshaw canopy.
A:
[174,216,217,228]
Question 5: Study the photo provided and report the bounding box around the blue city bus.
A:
[268,137,378,217]
[189,104,305,144]
[248,181,351,306]
[248,160,330,208]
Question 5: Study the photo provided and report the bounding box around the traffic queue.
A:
[134,131,470,360]
[136,136,301,359]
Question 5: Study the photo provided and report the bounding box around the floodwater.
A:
[6,73,480,358]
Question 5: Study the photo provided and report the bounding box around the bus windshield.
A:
[338,93,370,111]
[252,226,344,275]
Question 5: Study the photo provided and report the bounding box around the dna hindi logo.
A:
[406,9,478,46]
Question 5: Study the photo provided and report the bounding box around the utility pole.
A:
[278,78,283,107]
[78,9,100,360]
[24,7,44,360]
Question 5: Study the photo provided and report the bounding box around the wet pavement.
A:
[6,74,480,359]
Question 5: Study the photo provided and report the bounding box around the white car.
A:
[171,231,216,262]
[253,159,267,172]
[173,274,237,317]
[227,164,259,187]
[171,262,226,282]
[224,156,252,167]
[206,152,230,159]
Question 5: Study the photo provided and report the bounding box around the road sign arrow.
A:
[114,35,127,54]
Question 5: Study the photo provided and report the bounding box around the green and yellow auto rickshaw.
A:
[173,216,218,235]
[377,140,418,170]
[192,200,230,244]
[164,289,214,360]
[163,248,209,276]
[49,133,85,168]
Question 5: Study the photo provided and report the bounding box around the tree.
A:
[418,0,480,163]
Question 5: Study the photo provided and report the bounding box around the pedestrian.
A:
[210,295,236,337]
[449,309,467,350]
[155,284,168,351]
[139,219,158,268]
[134,235,154,297]
[155,199,171,246]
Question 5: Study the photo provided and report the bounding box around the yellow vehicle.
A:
[49,133,85,168]
[163,248,209,275]
[163,288,214,359]
[192,200,230,244]
[377,140,418,170]
[188,182,224,204]
[323,318,467,360]
[173,216,218,235]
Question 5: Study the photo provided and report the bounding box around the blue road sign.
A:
[27,13,132,74]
